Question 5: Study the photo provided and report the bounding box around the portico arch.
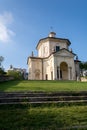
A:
[60,62,68,80]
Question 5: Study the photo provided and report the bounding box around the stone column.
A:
[68,67,70,80]
[58,66,60,80]
[68,67,72,80]
[54,66,57,80]
[70,67,72,80]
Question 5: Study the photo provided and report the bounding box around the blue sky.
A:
[0,0,87,71]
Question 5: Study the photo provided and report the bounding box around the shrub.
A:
[0,68,6,75]
[7,70,23,80]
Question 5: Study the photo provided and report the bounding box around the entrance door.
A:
[35,72,40,80]
[60,62,68,80]
[46,74,48,80]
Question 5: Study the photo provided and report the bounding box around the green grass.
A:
[0,80,87,129]
[0,80,87,92]
[0,105,87,130]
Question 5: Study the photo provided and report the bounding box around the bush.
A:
[7,70,23,80]
[0,68,6,75]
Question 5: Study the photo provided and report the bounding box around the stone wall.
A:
[81,77,87,82]
[0,75,14,82]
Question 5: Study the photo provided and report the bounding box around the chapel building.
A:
[27,32,80,80]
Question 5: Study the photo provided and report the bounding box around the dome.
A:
[48,32,56,37]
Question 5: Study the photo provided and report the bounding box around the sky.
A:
[0,0,87,71]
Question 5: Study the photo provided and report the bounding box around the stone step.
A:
[0,95,87,100]
[0,96,87,103]
[0,91,87,105]
[0,100,87,105]
[0,91,87,98]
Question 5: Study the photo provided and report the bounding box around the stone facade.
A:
[27,32,80,80]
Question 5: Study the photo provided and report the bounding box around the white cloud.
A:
[0,12,15,43]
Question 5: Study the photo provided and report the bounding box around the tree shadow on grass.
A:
[0,104,87,130]
[0,104,65,130]
[0,80,22,92]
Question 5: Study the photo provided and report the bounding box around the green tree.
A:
[0,68,6,75]
[0,56,6,75]
[80,62,84,70]
[0,56,4,67]
[80,61,87,70]
[84,62,87,70]
[7,70,23,80]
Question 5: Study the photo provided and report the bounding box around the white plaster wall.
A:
[38,40,68,58]
[28,56,76,80]
[28,54,76,80]
[28,59,32,80]
[43,55,54,80]
[49,41,68,54]
[38,41,50,57]
[28,58,42,80]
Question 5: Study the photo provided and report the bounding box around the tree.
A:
[80,61,87,70]
[0,56,6,75]
[0,68,6,75]
[7,70,23,80]
[0,56,4,67]
[84,62,87,70]
[80,62,84,70]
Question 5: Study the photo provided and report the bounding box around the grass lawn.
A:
[0,80,87,130]
[0,105,87,130]
[0,80,87,92]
